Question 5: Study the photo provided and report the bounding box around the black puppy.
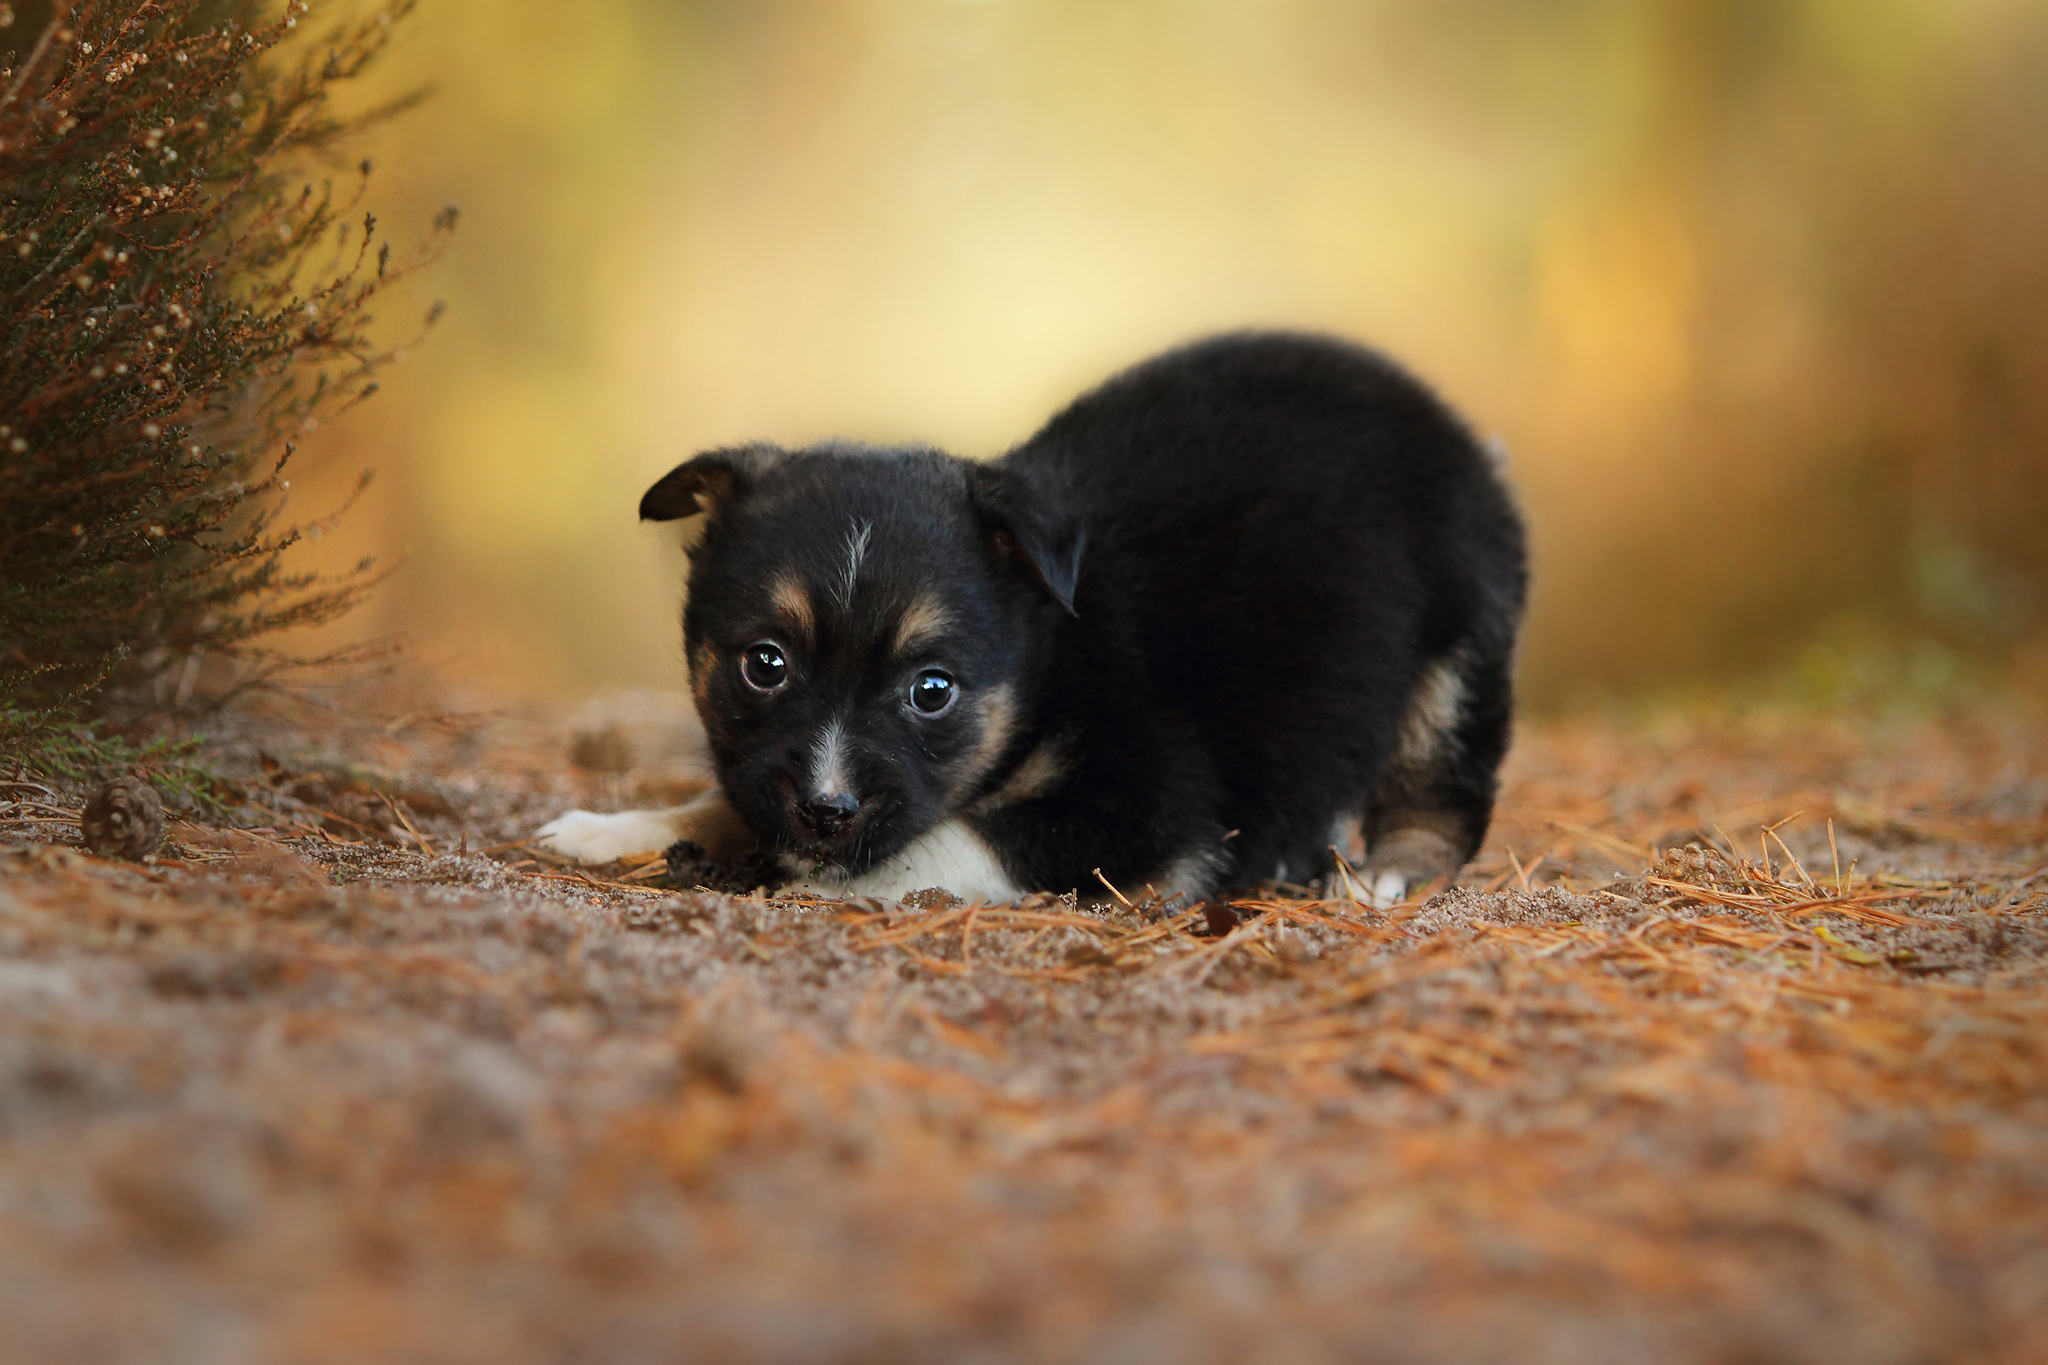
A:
[540,332,1526,906]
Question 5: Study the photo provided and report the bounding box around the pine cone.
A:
[81,776,165,861]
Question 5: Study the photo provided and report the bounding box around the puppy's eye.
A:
[740,641,788,692]
[908,668,955,716]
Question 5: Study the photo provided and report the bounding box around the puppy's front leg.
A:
[536,787,751,865]
[1357,827,1464,909]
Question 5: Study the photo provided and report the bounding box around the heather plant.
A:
[0,0,448,775]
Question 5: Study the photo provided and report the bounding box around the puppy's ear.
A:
[966,463,1085,617]
[639,445,785,521]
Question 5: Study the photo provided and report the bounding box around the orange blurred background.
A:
[290,0,2048,712]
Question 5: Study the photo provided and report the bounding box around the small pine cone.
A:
[81,776,165,861]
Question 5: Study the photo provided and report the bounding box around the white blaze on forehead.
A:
[809,719,853,800]
[834,519,874,610]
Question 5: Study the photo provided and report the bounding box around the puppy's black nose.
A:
[800,791,861,839]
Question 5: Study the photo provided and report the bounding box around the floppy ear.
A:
[965,463,1085,617]
[639,444,786,521]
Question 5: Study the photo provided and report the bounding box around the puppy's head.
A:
[641,443,1082,876]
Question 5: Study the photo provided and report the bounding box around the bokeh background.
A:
[288,0,2047,712]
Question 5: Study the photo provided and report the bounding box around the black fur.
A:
[643,332,1527,897]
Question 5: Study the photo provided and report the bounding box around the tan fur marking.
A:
[893,596,952,655]
[675,786,756,862]
[947,683,1016,801]
[975,735,1071,811]
[689,642,720,705]
[770,575,815,638]
[1358,825,1465,908]
[1394,656,1465,769]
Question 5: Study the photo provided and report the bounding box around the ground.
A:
[1,693,2044,1365]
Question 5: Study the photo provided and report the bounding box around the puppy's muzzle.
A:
[797,790,862,843]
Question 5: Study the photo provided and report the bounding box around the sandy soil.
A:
[1,695,2044,1364]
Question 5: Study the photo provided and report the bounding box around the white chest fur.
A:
[783,819,1021,903]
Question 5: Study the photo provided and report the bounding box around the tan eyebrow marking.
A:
[770,574,815,638]
[893,595,953,654]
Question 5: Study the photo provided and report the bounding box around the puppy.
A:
[539,332,1526,907]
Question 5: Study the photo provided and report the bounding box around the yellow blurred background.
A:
[291,0,2048,711]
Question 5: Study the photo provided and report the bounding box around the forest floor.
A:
[1,689,2044,1365]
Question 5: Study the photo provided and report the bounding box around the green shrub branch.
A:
[0,0,446,782]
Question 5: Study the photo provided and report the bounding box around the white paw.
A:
[1358,828,1462,909]
[535,809,683,865]
[1369,869,1409,909]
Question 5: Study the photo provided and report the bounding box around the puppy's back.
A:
[1001,332,1525,884]
[1010,332,1508,572]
